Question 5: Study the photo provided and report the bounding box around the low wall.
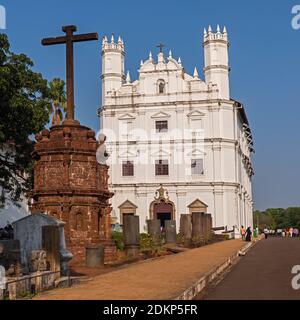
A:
[0,271,60,300]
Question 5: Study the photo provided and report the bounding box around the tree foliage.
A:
[0,34,65,207]
[254,208,300,231]
[48,78,66,125]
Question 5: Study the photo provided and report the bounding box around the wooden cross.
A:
[42,25,98,121]
[156,43,165,53]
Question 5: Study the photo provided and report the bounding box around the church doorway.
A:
[150,185,175,229]
[156,213,171,228]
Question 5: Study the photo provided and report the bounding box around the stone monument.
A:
[30,25,115,265]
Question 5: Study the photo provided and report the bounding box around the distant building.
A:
[99,26,254,232]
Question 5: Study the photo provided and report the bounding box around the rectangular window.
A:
[156,120,168,133]
[155,160,169,176]
[122,161,134,176]
[191,159,204,175]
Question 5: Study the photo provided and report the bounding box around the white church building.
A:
[99,26,254,233]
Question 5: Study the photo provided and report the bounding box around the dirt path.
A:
[202,237,300,300]
[35,239,245,300]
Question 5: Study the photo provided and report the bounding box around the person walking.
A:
[253,228,258,238]
[245,227,252,242]
[240,226,246,241]
[263,228,269,239]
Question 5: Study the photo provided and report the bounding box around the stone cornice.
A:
[98,99,235,114]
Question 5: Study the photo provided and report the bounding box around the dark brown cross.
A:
[156,43,165,53]
[42,25,98,121]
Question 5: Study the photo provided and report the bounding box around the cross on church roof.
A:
[156,43,165,53]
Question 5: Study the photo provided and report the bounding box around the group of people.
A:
[240,226,254,242]
[240,225,299,241]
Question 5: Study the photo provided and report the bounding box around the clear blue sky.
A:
[1,0,299,210]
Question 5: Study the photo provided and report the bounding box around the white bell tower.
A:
[101,34,125,105]
[203,25,230,100]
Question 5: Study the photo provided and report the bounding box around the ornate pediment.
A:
[188,199,208,209]
[118,150,138,159]
[151,111,171,119]
[186,148,206,157]
[150,149,171,157]
[187,110,205,120]
[154,185,169,201]
[118,113,136,120]
[118,200,138,209]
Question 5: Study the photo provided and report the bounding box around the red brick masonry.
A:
[30,119,115,265]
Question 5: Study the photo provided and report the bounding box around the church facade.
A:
[99,26,254,233]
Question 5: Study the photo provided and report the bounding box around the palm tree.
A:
[48,78,66,125]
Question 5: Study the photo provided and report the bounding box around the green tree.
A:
[48,78,66,125]
[0,34,64,207]
[254,207,300,231]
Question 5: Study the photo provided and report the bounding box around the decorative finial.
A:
[193,67,199,79]
[149,51,153,60]
[168,50,172,59]
[118,36,122,43]
[217,24,221,33]
[204,28,207,36]
[178,57,182,65]
[102,36,108,45]
[140,60,143,66]
[223,26,227,34]
[126,71,131,83]
[111,34,115,43]
[208,25,212,33]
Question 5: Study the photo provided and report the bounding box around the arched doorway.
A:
[149,185,175,228]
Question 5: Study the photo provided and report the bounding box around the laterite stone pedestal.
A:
[30,119,116,265]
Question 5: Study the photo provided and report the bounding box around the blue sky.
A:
[1,0,299,210]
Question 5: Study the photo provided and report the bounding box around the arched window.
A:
[158,80,165,94]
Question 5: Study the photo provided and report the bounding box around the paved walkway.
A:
[35,239,246,300]
[203,237,300,300]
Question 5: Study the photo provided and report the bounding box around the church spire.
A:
[193,67,199,79]
[126,71,131,84]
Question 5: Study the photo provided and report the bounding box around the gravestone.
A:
[86,244,104,267]
[147,220,161,237]
[202,214,208,242]
[147,219,161,246]
[12,213,72,275]
[165,220,177,244]
[123,215,140,257]
[192,212,205,239]
[180,214,192,246]
[206,214,213,241]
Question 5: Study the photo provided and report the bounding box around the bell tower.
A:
[203,25,230,100]
[101,34,125,105]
